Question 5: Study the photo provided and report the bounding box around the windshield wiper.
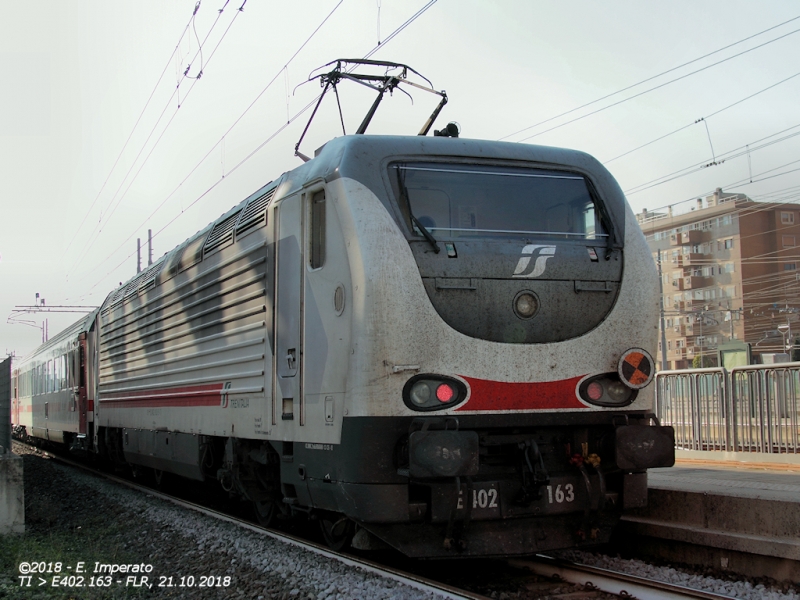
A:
[396,167,440,253]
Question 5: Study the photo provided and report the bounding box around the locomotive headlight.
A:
[513,290,539,320]
[578,373,636,407]
[404,375,468,411]
[607,381,628,402]
[410,382,432,406]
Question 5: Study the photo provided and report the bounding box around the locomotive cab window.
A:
[391,163,608,242]
[310,190,326,269]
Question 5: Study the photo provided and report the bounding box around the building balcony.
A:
[669,253,705,266]
[671,279,685,291]
[671,324,695,336]
[683,276,710,289]
[685,346,702,359]
[680,253,706,266]
[670,230,702,246]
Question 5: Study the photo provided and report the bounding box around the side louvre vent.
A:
[102,287,126,317]
[123,272,147,299]
[203,210,242,257]
[138,258,165,294]
[236,187,275,238]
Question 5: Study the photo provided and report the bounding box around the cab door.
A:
[274,193,304,428]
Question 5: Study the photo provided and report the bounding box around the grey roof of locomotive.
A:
[99,134,629,314]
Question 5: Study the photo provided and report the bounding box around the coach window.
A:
[310,190,326,269]
[79,345,86,389]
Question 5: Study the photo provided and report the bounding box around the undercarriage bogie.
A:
[18,414,671,556]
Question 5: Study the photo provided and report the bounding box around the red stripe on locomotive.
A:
[99,383,225,408]
[456,375,588,411]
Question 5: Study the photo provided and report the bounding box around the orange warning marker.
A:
[618,348,654,389]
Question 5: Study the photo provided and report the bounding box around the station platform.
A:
[616,453,800,582]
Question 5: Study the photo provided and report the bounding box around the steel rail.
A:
[19,442,486,600]
[510,555,738,600]
[20,441,741,600]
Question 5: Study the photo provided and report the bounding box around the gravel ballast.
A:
[556,549,800,600]
[1,444,446,600]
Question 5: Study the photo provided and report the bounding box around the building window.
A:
[783,235,796,248]
[724,239,734,249]
[785,263,797,271]
[782,212,795,224]
[721,215,732,226]
[723,262,735,273]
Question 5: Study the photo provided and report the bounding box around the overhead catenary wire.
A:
[72,0,439,302]
[624,121,800,196]
[63,2,200,257]
[68,0,346,297]
[66,3,243,281]
[513,24,800,145]
[603,69,800,165]
[499,14,800,142]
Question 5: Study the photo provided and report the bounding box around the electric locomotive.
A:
[12,134,673,558]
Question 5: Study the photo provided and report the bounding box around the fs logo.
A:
[220,382,232,408]
[513,245,556,278]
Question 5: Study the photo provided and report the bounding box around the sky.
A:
[2,0,800,357]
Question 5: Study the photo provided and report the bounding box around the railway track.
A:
[509,556,738,600]
[16,441,739,600]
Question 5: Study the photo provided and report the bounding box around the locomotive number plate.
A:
[456,482,500,519]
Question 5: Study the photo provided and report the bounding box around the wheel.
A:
[252,500,278,527]
[319,516,355,551]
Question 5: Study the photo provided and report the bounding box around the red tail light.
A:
[436,383,455,402]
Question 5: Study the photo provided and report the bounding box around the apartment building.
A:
[638,188,800,369]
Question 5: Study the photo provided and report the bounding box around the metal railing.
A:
[655,363,800,454]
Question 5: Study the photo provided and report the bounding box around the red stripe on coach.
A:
[456,375,588,411]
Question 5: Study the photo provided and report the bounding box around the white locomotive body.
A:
[13,135,673,557]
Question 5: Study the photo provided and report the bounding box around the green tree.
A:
[692,354,718,368]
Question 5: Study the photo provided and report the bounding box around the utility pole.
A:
[148,229,153,266]
[657,249,668,371]
[7,295,97,345]
[137,238,142,273]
